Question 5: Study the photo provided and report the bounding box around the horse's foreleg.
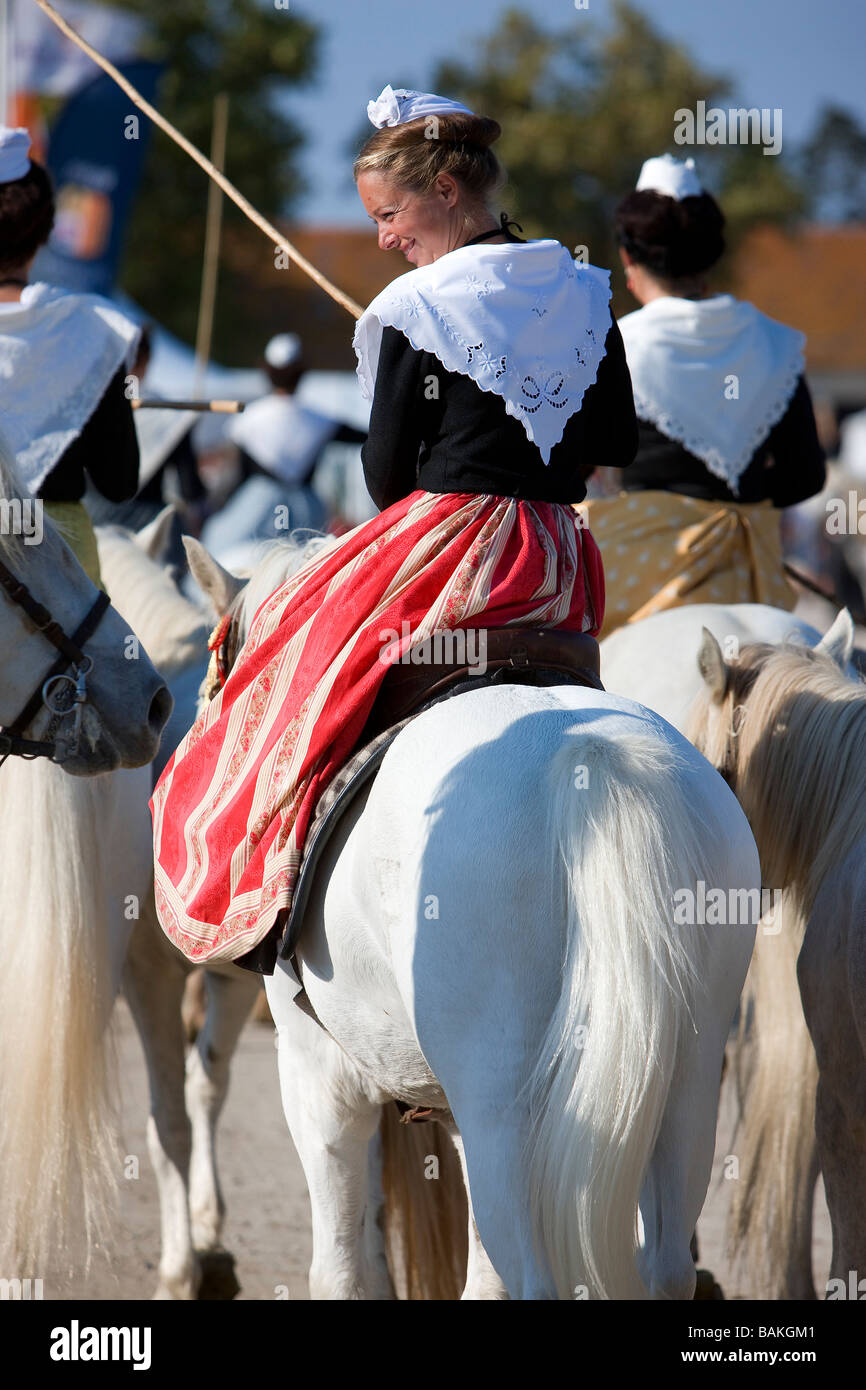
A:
[186,967,260,1263]
[123,902,199,1300]
[265,971,392,1300]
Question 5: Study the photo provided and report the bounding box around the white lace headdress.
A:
[619,295,805,490]
[366,85,473,129]
[0,283,141,495]
[353,241,612,465]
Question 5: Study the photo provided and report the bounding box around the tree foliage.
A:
[111,0,319,362]
[434,3,806,312]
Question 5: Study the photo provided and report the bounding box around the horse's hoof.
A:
[694,1268,724,1301]
[196,1248,241,1300]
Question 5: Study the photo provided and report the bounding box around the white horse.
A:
[166,536,761,1299]
[96,517,264,1300]
[0,495,177,1276]
[601,602,859,1299]
[0,434,172,773]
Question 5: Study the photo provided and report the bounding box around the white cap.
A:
[0,127,32,184]
[636,153,703,201]
[264,332,302,369]
[367,84,473,129]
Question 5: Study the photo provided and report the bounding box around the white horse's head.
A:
[690,611,866,916]
[0,435,172,774]
[182,531,338,711]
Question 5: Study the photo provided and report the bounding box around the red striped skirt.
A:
[151,489,605,963]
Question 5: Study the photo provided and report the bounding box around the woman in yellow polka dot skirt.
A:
[583,154,825,637]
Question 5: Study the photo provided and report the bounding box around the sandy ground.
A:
[39,996,830,1302]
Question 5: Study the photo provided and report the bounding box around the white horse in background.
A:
[171,535,761,1299]
[97,517,264,1300]
[0,494,176,1277]
[601,603,860,1299]
[0,434,171,772]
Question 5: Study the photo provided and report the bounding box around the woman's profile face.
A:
[357,170,460,268]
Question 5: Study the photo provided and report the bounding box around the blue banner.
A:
[33,60,163,297]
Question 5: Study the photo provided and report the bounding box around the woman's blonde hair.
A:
[353,111,505,214]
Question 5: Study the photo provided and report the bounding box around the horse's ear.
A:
[182,536,245,616]
[697,627,729,703]
[134,504,175,561]
[815,608,855,669]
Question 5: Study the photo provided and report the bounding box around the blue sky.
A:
[277,0,866,225]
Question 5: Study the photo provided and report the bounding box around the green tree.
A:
[434,3,805,312]
[801,106,866,222]
[111,0,319,362]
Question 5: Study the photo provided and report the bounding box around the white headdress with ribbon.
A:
[353,241,612,465]
[366,85,473,129]
[636,153,703,201]
[0,128,32,184]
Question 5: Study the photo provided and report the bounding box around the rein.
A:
[0,554,111,766]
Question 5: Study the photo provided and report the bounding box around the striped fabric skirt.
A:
[151,488,605,964]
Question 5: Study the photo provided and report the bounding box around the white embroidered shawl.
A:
[0,281,141,495]
[353,240,612,465]
[618,294,805,492]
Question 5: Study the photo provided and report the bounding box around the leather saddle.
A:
[235,626,603,974]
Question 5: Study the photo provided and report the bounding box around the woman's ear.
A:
[435,172,460,206]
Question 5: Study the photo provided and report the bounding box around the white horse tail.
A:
[727,896,819,1298]
[0,761,120,1273]
[526,733,709,1299]
[379,1102,468,1300]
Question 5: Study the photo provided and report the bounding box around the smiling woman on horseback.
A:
[151,84,637,967]
[584,153,826,637]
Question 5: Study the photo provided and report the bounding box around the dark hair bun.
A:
[431,111,501,150]
[614,188,725,279]
[0,160,55,276]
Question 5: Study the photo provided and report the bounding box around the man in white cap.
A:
[198,330,367,568]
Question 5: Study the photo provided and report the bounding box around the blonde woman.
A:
[151,83,638,968]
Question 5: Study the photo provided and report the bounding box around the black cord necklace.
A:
[0,277,27,288]
[463,212,526,247]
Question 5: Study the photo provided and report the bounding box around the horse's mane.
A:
[689,641,866,915]
[0,428,64,564]
[233,534,337,644]
[95,523,210,679]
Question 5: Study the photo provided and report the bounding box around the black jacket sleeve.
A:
[572,313,639,480]
[361,326,426,511]
[758,375,826,508]
[40,365,140,502]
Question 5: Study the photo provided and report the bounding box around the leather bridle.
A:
[0,554,111,766]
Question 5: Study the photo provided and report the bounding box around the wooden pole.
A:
[193,92,228,397]
[29,0,365,320]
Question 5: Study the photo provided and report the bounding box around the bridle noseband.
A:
[0,554,111,767]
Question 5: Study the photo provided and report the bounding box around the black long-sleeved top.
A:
[623,376,825,507]
[38,366,140,502]
[361,314,638,512]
